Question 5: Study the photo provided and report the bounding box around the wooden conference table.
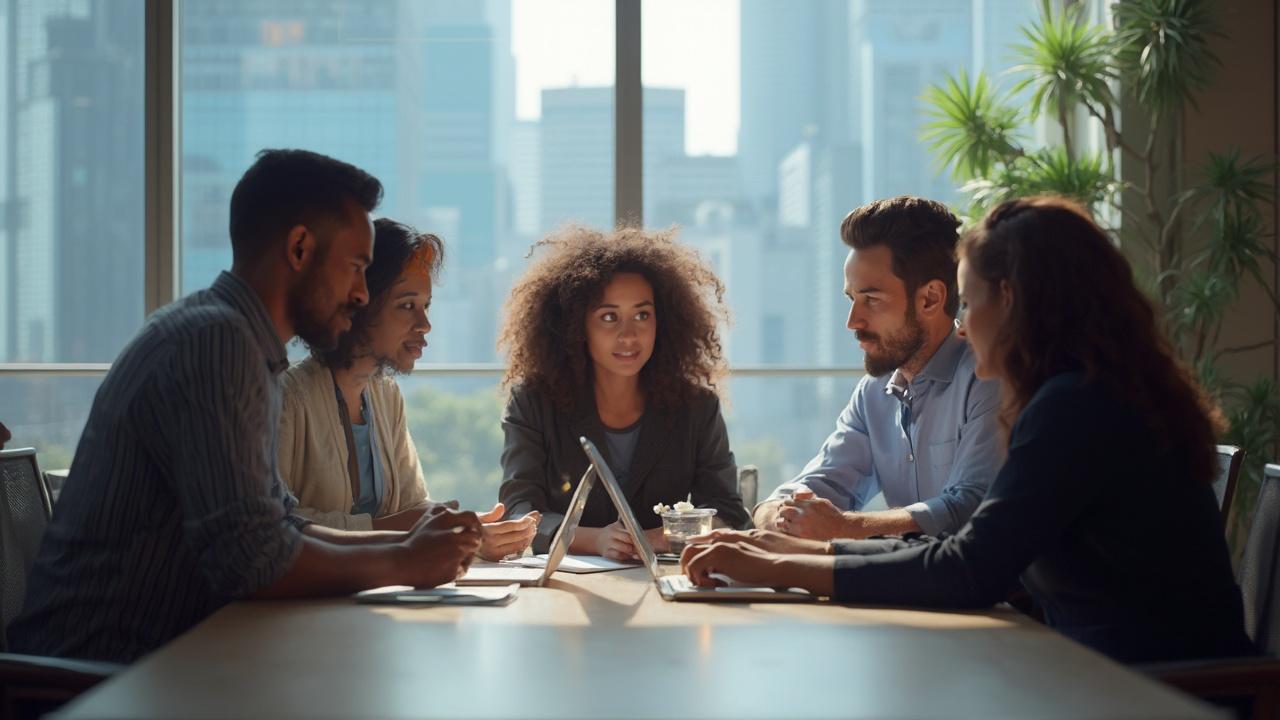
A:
[57,566,1221,719]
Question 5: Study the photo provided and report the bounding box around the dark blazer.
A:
[499,385,752,553]
[829,372,1253,664]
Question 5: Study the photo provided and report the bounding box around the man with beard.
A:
[8,150,481,664]
[754,197,1001,541]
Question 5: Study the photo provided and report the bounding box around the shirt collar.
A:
[881,329,967,400]
[210,271,289,376]
[915,329,968,385]
[885,369,911,402]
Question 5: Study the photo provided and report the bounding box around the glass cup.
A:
[660,508,717,555]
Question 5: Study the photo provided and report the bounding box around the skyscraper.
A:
[181,0,403,293]
[641,86,685,225]
[648,154,740,229]
[738,0,853,206]
[539,86,612,232]
[509,119,540,239]
[3,0,145,363]
[539,86,684,233]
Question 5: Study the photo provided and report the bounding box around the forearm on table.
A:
[252,535,404,599]
[845,508,920,538]
[772,554,836,596]
[303,523,406,545]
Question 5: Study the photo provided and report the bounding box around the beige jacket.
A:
[278,357,428,530]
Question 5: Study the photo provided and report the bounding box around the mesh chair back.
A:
[1214,445,1245,523]
[1240,463,1280,655]
[0,449,51,645]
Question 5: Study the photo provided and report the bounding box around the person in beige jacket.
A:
[279,218,537,560]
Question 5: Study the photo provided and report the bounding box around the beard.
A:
[288,263,353,352]
[857,307,927,377]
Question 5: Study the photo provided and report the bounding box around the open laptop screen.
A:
[578,436,661,579]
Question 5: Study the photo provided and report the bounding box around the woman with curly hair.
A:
[681,197,1252,664]
[278,218,538,560]
[498,226,752,559]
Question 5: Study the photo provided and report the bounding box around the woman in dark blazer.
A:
[498,225,751,558]
[681,197,1252,664]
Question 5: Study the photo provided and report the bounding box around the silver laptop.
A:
[577,436,813,603]
[456,466,596,587]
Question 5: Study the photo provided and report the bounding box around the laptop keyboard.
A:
[659,574,695,593]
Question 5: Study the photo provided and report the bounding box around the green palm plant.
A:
[1113,0,1218,116]
[1022,148,1120,209]
[922,70,1023,181]
[1010,0,1116,157]
[958,147,1119,218]
[920,0,1279,556]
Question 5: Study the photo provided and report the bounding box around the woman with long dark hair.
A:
[681,196,1252,663]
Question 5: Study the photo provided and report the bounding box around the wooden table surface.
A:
[56,567,1222,719]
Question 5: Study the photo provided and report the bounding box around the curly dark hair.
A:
[959,196,1224,485]
[314,218,444,371]
[499,225,729,413]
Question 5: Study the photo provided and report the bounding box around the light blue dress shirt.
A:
[768,331,1001,536]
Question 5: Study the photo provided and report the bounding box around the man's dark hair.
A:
[229,149,384,263]
[840,196,962,317]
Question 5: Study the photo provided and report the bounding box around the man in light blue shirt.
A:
[755,197,1001,540]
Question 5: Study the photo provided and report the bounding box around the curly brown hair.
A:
[958,196,1225,485]
[499,225,729,413]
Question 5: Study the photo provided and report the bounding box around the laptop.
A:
[577,436,813,603]
[456,465,597,587]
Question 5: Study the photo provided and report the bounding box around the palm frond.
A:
[1113,0,1220,113]
[1009,1,1116,121]
[921,70,1023,181]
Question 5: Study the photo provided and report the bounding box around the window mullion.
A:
[614,0,642,228]
[144,0,180,314]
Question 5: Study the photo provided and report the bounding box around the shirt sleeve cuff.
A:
[831,551,869,601]
[831,540,862,556]
[830,537,918,557]
[903,498,950,537]
[760,482,807,509]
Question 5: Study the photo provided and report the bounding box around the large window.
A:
[177,0,615,509]
[180,0,614,365]
[3,0,1043,509]
[643,0,1038,497]
[0,0,144,461]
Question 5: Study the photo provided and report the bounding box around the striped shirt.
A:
[8,271,306,663]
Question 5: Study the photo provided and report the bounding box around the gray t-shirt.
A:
[605,420,643,490]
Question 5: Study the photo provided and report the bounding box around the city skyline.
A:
[2,0,1041,497]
